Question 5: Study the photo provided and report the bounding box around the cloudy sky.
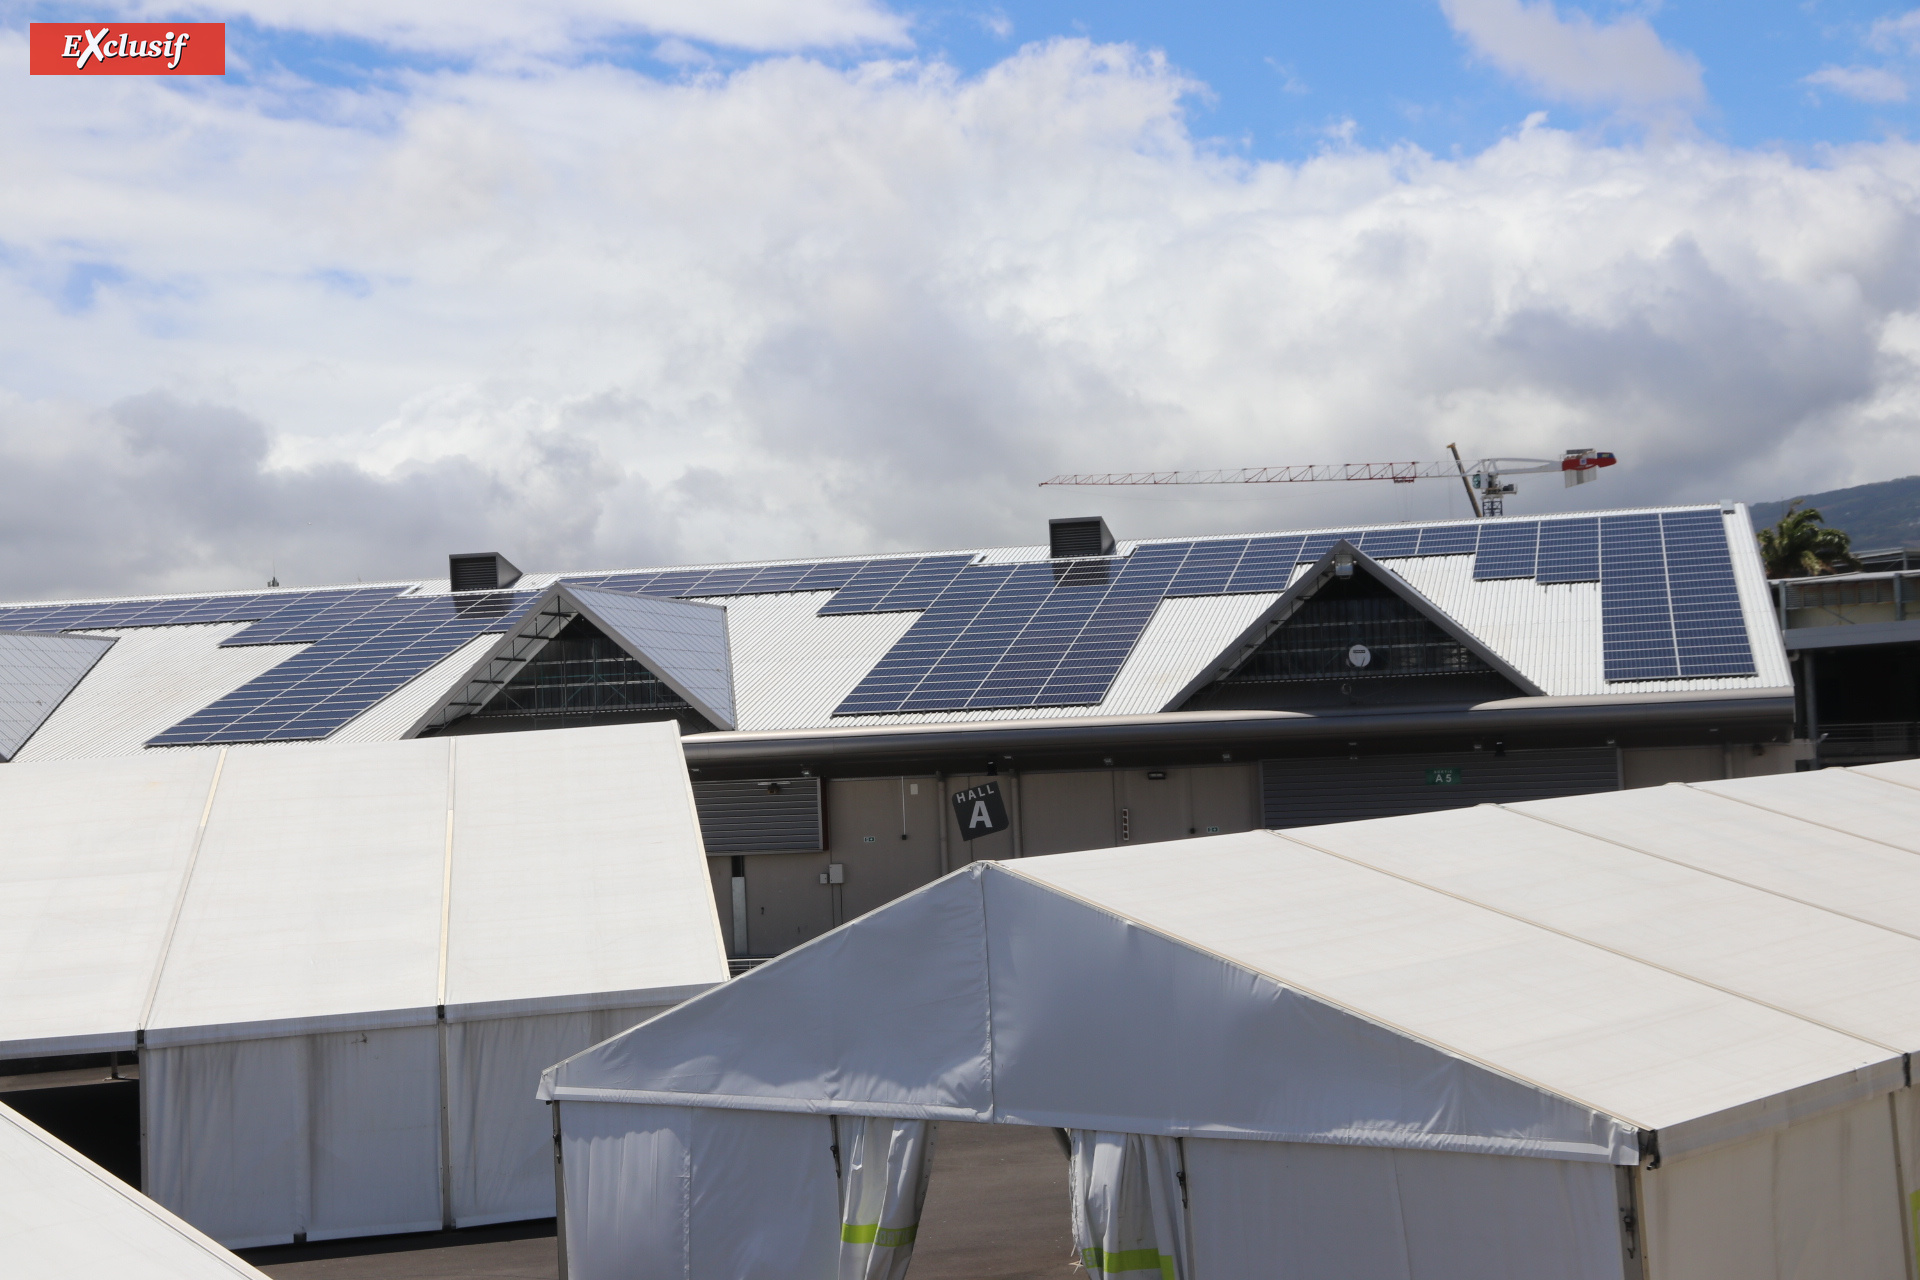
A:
[4,0,1920,598]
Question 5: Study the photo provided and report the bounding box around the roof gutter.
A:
[680,689,1795,775]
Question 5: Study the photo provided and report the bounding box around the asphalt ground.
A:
[241,1120,1076,1280]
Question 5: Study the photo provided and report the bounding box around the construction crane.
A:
[1040,445,1617,518]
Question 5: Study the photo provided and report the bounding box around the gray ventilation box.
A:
[1049,516,1115,559]
[449,552,522,592]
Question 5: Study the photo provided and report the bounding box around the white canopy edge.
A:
[0,1101,268,1279]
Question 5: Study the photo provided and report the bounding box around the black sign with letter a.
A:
[950,781,1010,841]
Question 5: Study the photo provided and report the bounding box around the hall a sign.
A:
[951,782,1010,842]
[30,23,225,74]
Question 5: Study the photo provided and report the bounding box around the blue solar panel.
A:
[835,545,1193,714]
[816,555,975,615]
[1661,510,1755,677]
[1536,518,1600,584]
[150,593,542,745]
[1600,514,1678,680]
[1164,540,1247,596]
[1296,531,1366,564]
[1473,522,1540,580]
[1357,527,1420,558]
[1225,536,1305,593]
[1416,525,1479,556]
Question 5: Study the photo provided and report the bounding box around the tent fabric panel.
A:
[560,1102,690,1280]
[1640,1092,1907,1280]
[1283,802,1920,1051]
[981,867,1633,1162]
[1695,768,1920,854]
[304,1025,443,1242]
[143,741,449,1035]
[144,1038,305,1249]
[1183,1136,1622,1280]
[445,722,728,1013]
[686,1107,839,1280]
[558,1103,841,1280]
[146,1029,444,1248]
[0,1101,267,1280]
[0,750,216,1054]
[1011,834,1899,1136]
[1510,783,1920,942]
[447,1004,674,1228]
[544,872,992,1117]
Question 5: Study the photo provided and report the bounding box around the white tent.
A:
[541,758,1920,1280]
[0,1100,269,1280]
[0,721,727,1247]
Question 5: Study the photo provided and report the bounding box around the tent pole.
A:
[552,1102,568,1280]
[934,771,949,876]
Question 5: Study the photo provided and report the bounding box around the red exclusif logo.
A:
[30,23,225,75]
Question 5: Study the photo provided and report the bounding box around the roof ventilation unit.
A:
[449,552,522,592]
[1049,516,1115,559]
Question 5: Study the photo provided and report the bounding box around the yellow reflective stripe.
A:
[1080,1245,1175,1277]
[1909,1188,1920,1276]
[841,1222,919,1248]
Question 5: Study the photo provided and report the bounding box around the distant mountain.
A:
[1750,476,1920,551]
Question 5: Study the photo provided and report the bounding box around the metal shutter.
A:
[693,778,824,853]
[1260,747,1620,828]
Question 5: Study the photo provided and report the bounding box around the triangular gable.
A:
[0,630,114,761]
[408,585,737,735]
[1163,539,1542,711]
[564,587,735,730]
[543,861,1633,1163]
[543,869,994,1118]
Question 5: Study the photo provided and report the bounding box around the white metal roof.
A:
[0,722,726,1055]
[547,760,1920,1166]
[0,504,1791,759]
[0,1102,267,1279]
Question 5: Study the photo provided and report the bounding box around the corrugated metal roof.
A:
[0,504,1791,756]
[13,625,306,762]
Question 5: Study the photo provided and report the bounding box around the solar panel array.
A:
[150,593,537,744]
[0,587,406,636]
[1601,510,1753,680]
[0,507,1760,742]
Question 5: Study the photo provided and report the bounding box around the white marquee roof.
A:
[0,1102,267,1279]
[545,760,1920,1166]
[0,722,727,1057]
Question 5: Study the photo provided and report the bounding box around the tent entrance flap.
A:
[1071,1131,1190,1280]
[836,1117,934,1280]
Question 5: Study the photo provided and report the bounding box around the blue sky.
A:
[914,0,1920,158]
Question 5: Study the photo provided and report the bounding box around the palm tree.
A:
[1758,501,1857,578]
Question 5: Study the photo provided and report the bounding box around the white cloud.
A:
[1438,0,1704,111]
[1804,64,1909,104]
[3,36,1920,599]
[112,0,911,55]
[1869,10,1920,55]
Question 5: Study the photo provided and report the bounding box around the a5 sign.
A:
[30,24,225,75]
[950,782,1010,842]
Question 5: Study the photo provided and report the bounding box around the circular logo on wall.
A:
[1347,644,1372,668]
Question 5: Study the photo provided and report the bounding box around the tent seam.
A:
[1273,824,1905,1056]
[138,745,227,1033]
[1691,775,1920,858]
[1505,800,1920,947]
[986,855,1650,1137]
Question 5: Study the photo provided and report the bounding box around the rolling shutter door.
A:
[693,778,824,853]
[1261,747,1620,828]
